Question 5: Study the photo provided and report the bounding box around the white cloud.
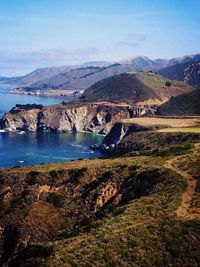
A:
[117,33,147,48]
[0,47,106,76]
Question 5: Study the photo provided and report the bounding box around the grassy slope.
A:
[45,135,200,267]
[121,117,200,128]
[112,131,200,157]
[1,132,200,266]
[158,89,200,116]
[80,72,191,105]
[177,143,200,208]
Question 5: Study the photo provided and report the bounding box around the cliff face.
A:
[184,61,200,87]
[0,103,151,134]
[102,122,149,150]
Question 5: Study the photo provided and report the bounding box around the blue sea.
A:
[0,84,104,168]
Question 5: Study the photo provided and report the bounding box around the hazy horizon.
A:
[0,0,199,76]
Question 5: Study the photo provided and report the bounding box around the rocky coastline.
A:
[10,88,84,97]
[0,102,154,135]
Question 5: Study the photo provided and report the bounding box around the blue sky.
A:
[0,0,199,76]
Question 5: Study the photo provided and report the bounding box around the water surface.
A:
[0,84,70,117]
[0,84,103,168]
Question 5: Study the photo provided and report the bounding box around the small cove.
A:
[0,84,103,168]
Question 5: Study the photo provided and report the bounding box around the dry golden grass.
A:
[121,117,200,128]
[158,127,200,133]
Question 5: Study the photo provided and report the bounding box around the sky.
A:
[0,0,199,76]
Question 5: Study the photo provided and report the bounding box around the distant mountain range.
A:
[1,53,200,90]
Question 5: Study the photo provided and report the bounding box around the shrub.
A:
[165,81,171,87]
[46,192,65,207]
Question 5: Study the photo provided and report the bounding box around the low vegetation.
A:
[9,104,44,114]
[0,131,200,266]
[112,131,200,157]
[158,88,200,116]
[80,72,191,105]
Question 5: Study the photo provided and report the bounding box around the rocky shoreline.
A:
[10,88,84,97]
[0,102,154,135]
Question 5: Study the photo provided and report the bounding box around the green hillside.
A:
[158,88,200,115]
[80,72,192,105]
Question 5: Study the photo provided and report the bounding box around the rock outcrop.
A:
[158,60,200,87]
[101,122,149,150]
[0,103,153,134]
[184,61,200,87]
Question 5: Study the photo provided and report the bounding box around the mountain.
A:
[158,62,191,82]
[168,53,200,65]
[157,88,200,115]
[1,66,73,86]
[184,61,200,86]
[28,63,129,90]
[158,60,200,87]
[119,56,168,69]
[1,53,200,91]
[0,62,113,87]
[80,72,192,105]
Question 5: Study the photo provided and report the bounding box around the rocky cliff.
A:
[184,61,200,86]
[158,60,200,87]
[0,103,152,134]
[101,122,149,150]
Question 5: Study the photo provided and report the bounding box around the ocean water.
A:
[0,85,104,168]
[0,84,71,117]
[0,131,103,168]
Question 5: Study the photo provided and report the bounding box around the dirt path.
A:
[164,144,200,220]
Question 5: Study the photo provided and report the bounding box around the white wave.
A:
[17,131,26,135]
[79,150,95,154]
[71,144,87,148]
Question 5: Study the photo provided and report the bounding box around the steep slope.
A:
[0,102,146,134]
[184,61,200,86]
[158,89,200,115]
[80,72,192,105]
[158,61,191,82]
[158,61,200,87]
[0,133,200,266]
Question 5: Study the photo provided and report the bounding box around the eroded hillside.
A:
[0,132,200,266]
